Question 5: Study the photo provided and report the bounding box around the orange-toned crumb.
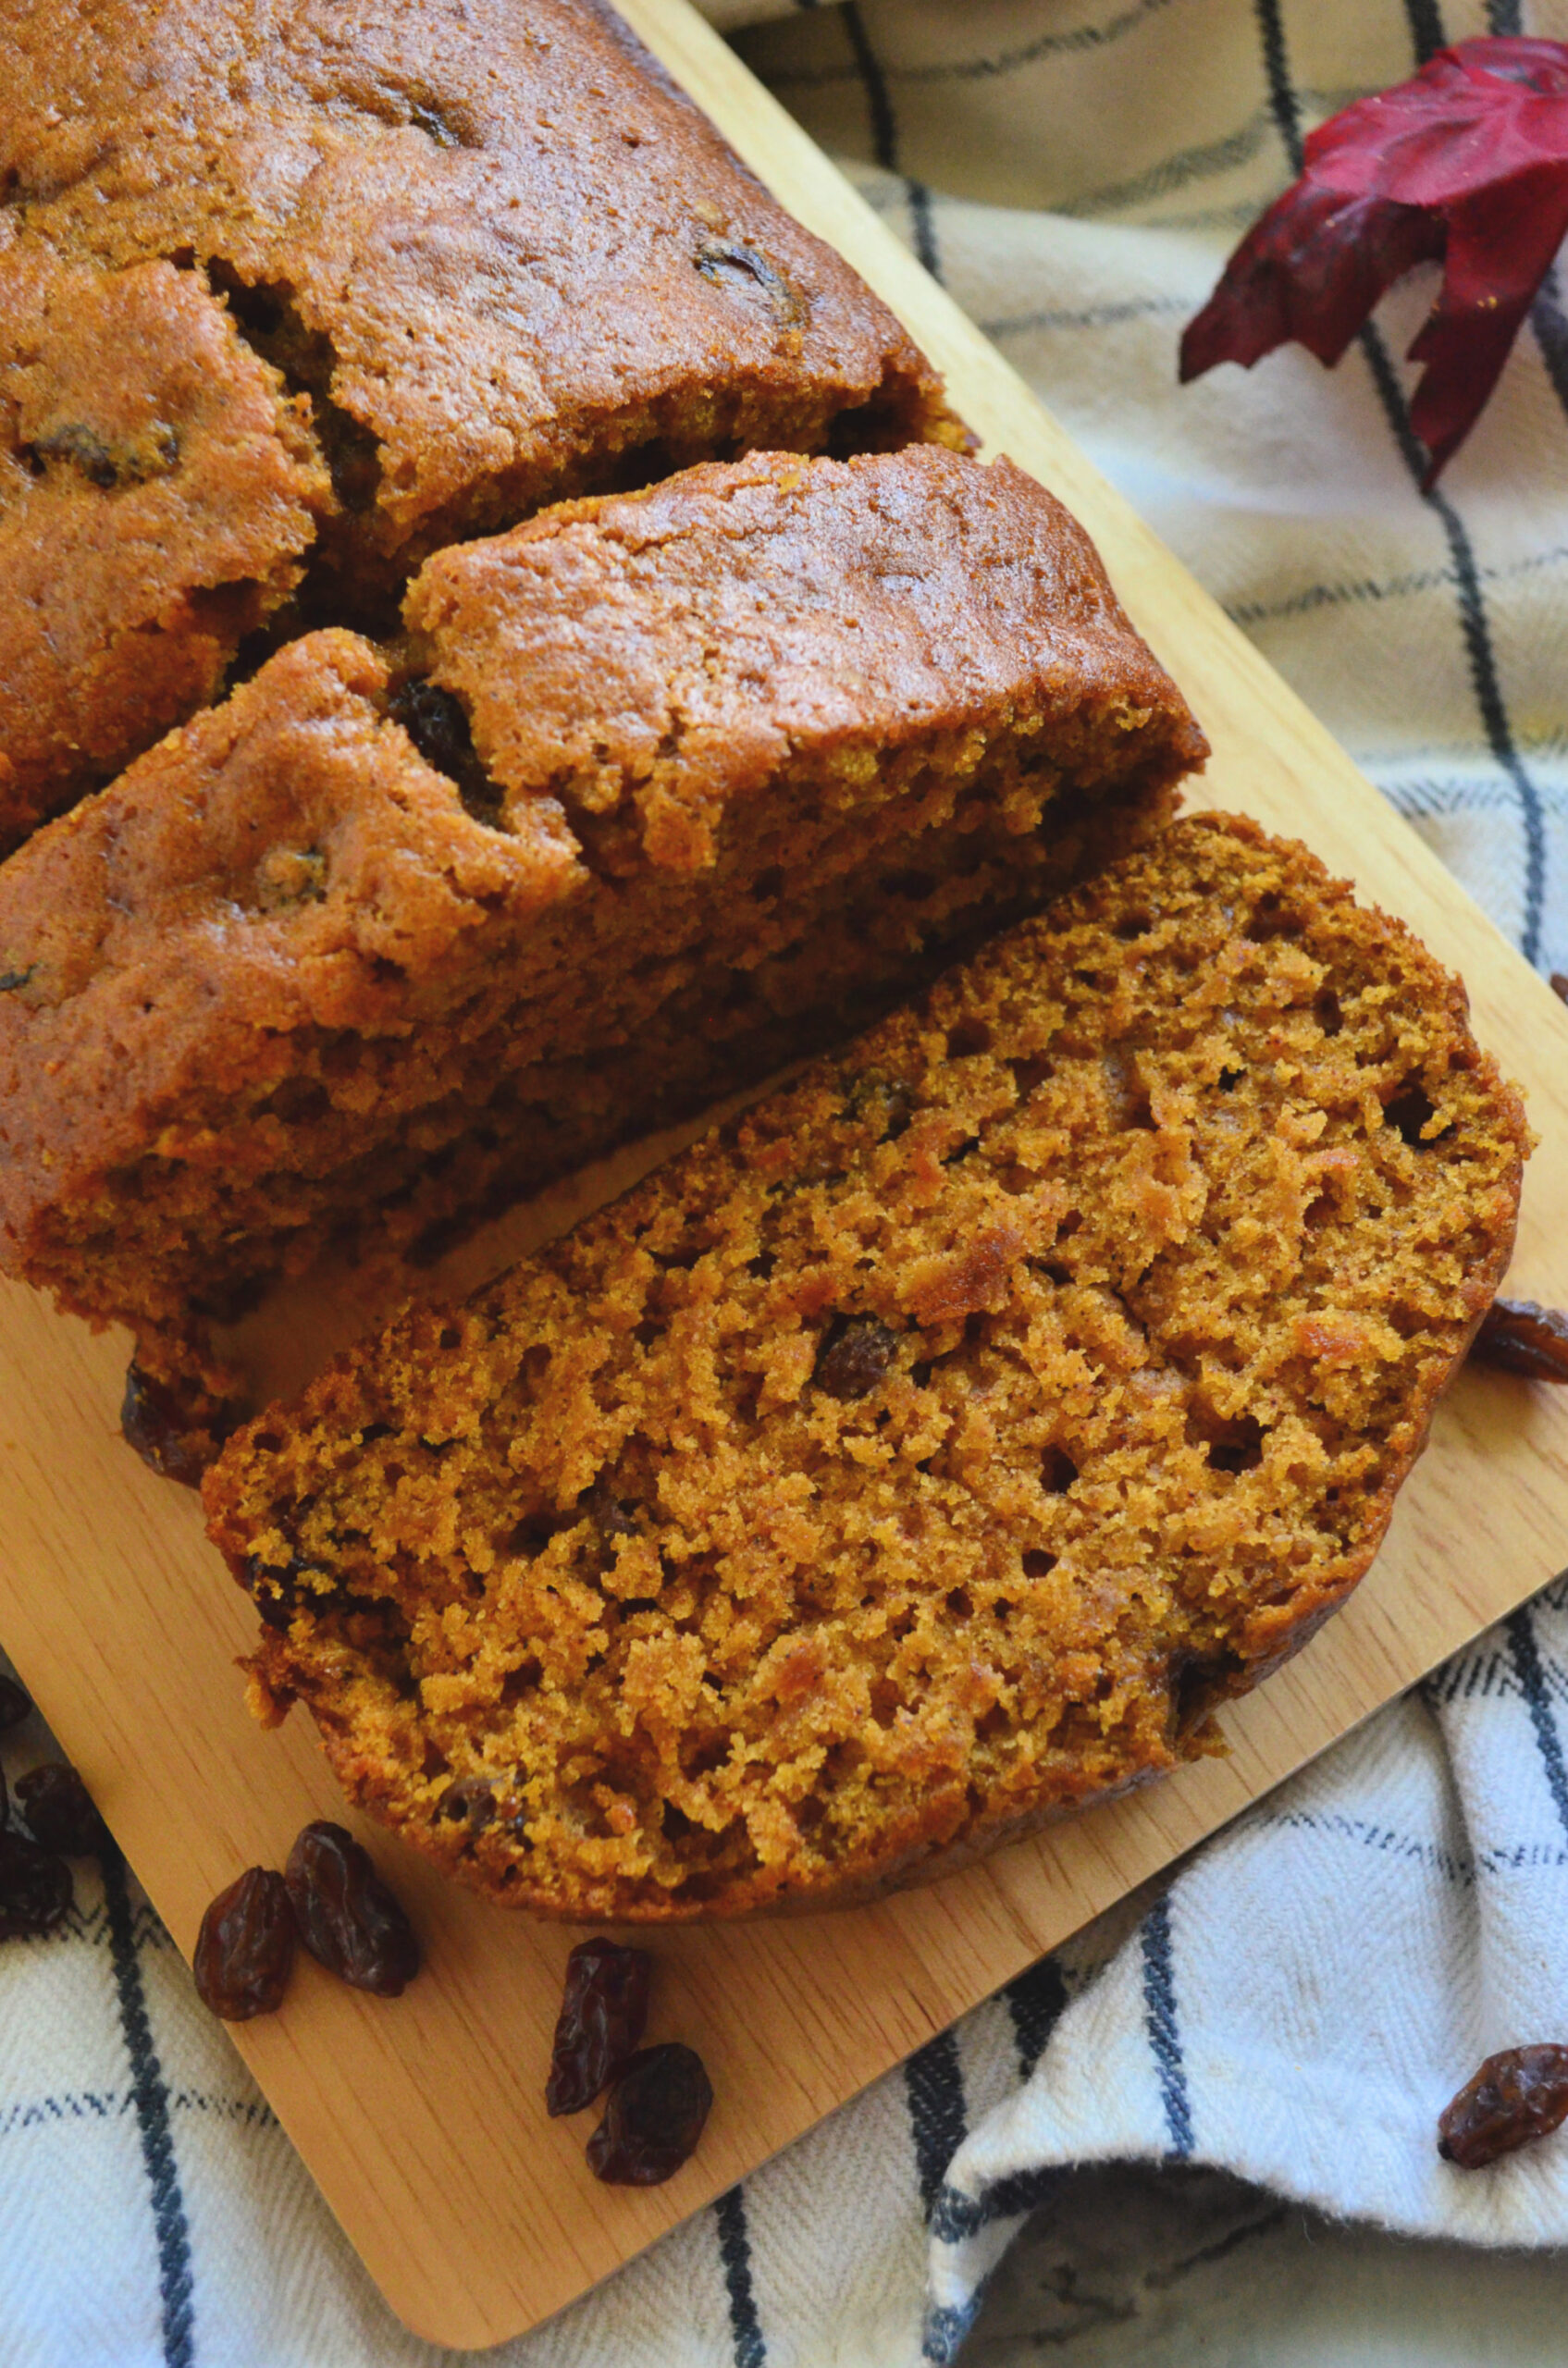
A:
[204,816,1527,1920]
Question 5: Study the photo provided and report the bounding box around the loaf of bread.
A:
[2,0,960,644]
[204,816,1528,1921]
[0,446,1205,1363]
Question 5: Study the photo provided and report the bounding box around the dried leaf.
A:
[1181,39,1568,481]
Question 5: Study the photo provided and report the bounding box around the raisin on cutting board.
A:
[0,1832,73,1941]
[15,1762,110,1856]
[193,1868,297,2020]
[285,1820,420,1997]
[586,2043,714,2185]
[1468,1301,1568,1382]
[1438,2044,1568,2168]
[547,1937,653,2116]
[121,1360,241,1485]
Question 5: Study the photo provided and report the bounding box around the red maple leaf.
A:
[1179,38,1568,482]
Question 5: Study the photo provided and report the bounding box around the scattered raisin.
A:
[434,1775,497,1834]
[814,1316,899,1400]
[14,1762,110,1856]
[0,1832,73,1941]
[121,1361,240,1486]
[1550,973,1568,1005]
[245,1552,346,1631]
[546,1937,653,2117]
[580,1475,638,1546]
[694,238,802,325]
[285,1820,420,1996]
[388,678,501,826]
[193,1868,297,2020]
[1469,1300,1568,1382]
[0,1675,32,1732]
[586,2042,713,2184]
[28,421,120,487]
[1438,2044,1568,2168]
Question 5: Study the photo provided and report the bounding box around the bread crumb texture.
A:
[204,816,1527,1919]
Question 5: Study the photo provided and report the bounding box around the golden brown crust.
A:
[403,447,1204,866]
[0,447,1204,1349]
[1,0,962,610]
[0,243,333,850]
[204,815,1528,1921]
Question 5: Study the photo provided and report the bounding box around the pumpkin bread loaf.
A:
[204,816,1527,1921]
[1,0,962,636]
[0,446,1206,1361]
[0,243,333,854]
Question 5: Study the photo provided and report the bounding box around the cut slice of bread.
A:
[204,814,1527,1920]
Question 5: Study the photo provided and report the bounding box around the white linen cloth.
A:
[6,1,1568,2361]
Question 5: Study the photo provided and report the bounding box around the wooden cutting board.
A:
[3,0,1567,2348]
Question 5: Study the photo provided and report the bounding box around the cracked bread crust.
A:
[0,447,1205,1351]
[0,241,333,852]
[0,0,963,610]
[402,445,1202,872]
[204,816,1527,1922]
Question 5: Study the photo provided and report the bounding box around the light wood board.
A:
[3,0,1568,2347]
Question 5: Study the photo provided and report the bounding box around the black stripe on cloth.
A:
[982,294,1191,340]
[1424,1577,1568,1704]
[1504,1605,1568,1850]
[1252,0,1549,968]
[905,2029,968,2216]
[713,2187,767,2368]
[1401,0,1446,64]
[1529,269,1568,426]
[1228,540,1568,627]
[103,1847,196,2368]
[839,2,940,278]
[767,0,1180,92]
[0,2089,279,2140]
[1141,1893,1193,2158]
[1356,327,1549,964]
[931,2163,1066,2243]
[1250,1806,1477,1884]
[1048,110,1280,223]
[1003,1955,1068,2084]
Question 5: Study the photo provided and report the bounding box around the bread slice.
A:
[204,816,1528,1921]
[0,447,1204,1364]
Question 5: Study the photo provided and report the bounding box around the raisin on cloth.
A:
[1180,38,1568,481]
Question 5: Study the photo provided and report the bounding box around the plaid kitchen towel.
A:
[6,0,1568,2362]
